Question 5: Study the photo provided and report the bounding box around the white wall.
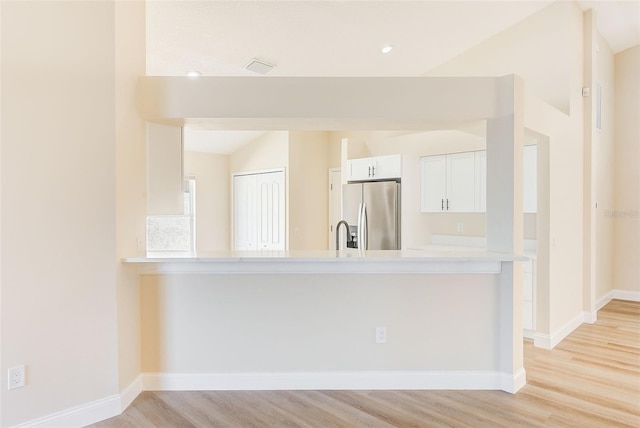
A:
[614,46,640,293]
[184,151,230,252]
[1,2,120,425]
[141,273,501,373]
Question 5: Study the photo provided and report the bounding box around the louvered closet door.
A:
[256,171,285,250]
[233,170,285,251]
[233,174,257,251]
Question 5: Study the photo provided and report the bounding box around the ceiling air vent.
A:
[244,58,275,75]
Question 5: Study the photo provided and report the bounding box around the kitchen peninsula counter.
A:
[129,249,527,394]
[123,249,528,275]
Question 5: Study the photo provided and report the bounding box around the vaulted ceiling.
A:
[145,0,639,152]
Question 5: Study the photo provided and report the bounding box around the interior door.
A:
[233,170,285,251]
[233,174,257,251]
[256,171,285,250]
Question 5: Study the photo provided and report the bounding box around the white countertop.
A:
[123,249,528,275]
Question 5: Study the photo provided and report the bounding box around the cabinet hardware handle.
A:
[368,166,371,177]
[371,166,375,177]
[446,199,449,210]
[441,199,444,210]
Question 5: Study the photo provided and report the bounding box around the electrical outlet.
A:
[457,223,464,232]
[136,236,145,254]
[8,365,25,390]
[375,327,387,344]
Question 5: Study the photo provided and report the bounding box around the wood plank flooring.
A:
[91,299,640,427]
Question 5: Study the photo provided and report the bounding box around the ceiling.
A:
[146,0,640,153]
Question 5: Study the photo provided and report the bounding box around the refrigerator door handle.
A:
[362,202,368,250]
[357,202,363,249]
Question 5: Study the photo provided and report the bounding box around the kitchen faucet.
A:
[335,220,351,250]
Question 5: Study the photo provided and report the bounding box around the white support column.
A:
[486,75,525,392]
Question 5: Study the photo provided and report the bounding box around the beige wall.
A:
[593,30,616,302]
[1,2,120,425]
[288,131,330,250]
[613,46,640,293]
[184,151,230,252]
[115,0,146,395]
[426,0,573,114]
[425,1,585,337]
[229,131,289,174]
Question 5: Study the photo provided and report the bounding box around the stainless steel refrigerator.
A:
[342,181,401,250]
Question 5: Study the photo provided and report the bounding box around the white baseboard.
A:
[11,376,142,428]
[11,394,121,428]
[523,328,535,340]
[534,290,640,350]
[596,290,615,311]
[533,312,583,350]
[120,375,143,411]
[583,311,597,324]
[501,368,527,394]
[596,289,640,313]
[612,289,640,302]
[142,370,519,393]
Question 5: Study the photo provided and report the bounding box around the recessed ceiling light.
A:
[185,71,201,77]
[381,45,393,54]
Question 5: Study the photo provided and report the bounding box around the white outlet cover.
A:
[375,327,387,343]
[8,365,26,390]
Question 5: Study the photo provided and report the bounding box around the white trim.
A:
[11,395,121,428]
[583,311,597,324]
[142,370,520,393]
[120,375,143,412]
[596,290,615,311]
[533,312,583,350]
[533,332,551,349]
[501,368,527,394]
[10,377,143,428]
[134,259,504,275]
[523,328,535,340]
[595,289,640,313]
[612,289,640,302]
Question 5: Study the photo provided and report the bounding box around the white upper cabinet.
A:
[475,150,487,212]
[523,145,537,213]
[421,151,483,212]
[420,155,447,212]
[347,154,401,181]
[446,152,476,212]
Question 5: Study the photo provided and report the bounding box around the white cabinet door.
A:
[446,152,476,212]
[523,145,537,213]
[234,170,285,251]
[475,151,486,212]
[347,157,373,181]
[348,155,402,181]
[421,155,447,212]
[371,154,402,180]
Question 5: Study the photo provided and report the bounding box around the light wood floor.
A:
[91,300,640,427]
